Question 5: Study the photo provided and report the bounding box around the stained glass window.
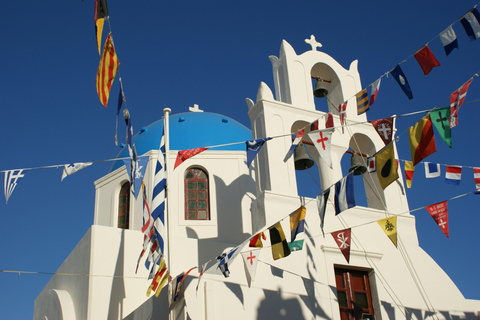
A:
[118,182,130,229]
[184,167,210,220]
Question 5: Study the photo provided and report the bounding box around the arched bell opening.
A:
[339,133,386,210]
[290,120,322,198]
[310,63,342,115]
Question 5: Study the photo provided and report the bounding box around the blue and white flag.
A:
[460,7,480,41]
[61,162,92,181]
[390,65,413,100]
[334,174,355,215]
[316,188,330,235]
[424,162,441,178]
[284,129,305,161]
[445,165,462,185]
[246,137,271,167]
[4,169,26,204]
[151,129,167,255]
[440,26,458,56]
[217,246,242,278]
[123,156,148,199]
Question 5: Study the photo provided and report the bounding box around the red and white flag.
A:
[174,147,209,169]
[369,117,394,145]
[450,78,473,128]
[367,156,376,173]
[339,102,347,133]
[307,129,334,168]
[425,201,449,238]
[241,249,260,287]
[474,168,480,191]
[196,261,209,295]
[445,165,462,185]
[325,113,334,129]
[369,78,381,106]
[332,228,351,263]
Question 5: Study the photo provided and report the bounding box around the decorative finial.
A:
[189,104,203,112]
[305,35,322,51]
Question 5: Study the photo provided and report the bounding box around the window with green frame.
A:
[118,182,130,229]
[184,167,210,220]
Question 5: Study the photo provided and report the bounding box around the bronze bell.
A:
[294,143,315,170]
[313,78,328,98]
[349,154,368,175]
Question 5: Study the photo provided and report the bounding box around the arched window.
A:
[184,167,210,220]
[118,182,130,229]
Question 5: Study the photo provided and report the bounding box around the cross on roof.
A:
[305,35,322,51]
[189,104,203,112]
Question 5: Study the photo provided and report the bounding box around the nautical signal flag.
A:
[146,258,168,297]
[425,162,441,178]
[174,147,209,169]
[390,64,413,100]
[445,165,462,185]
[334,174,355,215]
[474,168,480,191]
[450,78,473,128]
[331,228,351,263]
[429,107,452,148]
[377,216,397,247]
[460,7,480,41]
[196,262,209,295]
[94,0,109,55]
[4,169,26,204]
[290,206,306,242]
[316,189,330,235]
[249,232,266,248]
[404,161,414,189]
[440,26,458,56]
[285,129,305,161]
[217,247,239,278]
[356,89,369,115]
[369,78,381,106]
[409,115,436,166]
[370,117,394,145]
[246,137,272,167]
[425,201,449,238]
[269,222,291,260]
[61,162,92,181]
[375,142,399,190]
[367,157,376,173]
[325,113,334,129]
[96,33,119,107]
[339,102,347,133]
[414,45,441,76]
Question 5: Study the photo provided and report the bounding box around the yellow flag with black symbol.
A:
[377,216,397,247]
[375,142,399,190]
[269,222,291,260]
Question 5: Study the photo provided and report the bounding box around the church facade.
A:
[34,38,480,320]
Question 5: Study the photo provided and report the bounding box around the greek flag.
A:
[4,169,26,204]
[151,129,166,256]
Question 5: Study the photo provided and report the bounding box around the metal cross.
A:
[317,132,328,150]
[305,35,322,51]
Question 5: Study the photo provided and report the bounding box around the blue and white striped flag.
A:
[460,7,480,41]
[334,174,355,215]
[151,129,167,256]
[4,169,26,204]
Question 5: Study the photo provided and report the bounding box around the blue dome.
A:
[110,112,252,172]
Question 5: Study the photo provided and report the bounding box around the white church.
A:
[34,37,480,320]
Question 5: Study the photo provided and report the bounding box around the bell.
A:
[313,78,328,98]
[294,143,315,170]
[349,154,367,175]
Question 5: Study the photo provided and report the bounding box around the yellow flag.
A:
[404,161,414,188]
[377,216,397,247]
[96,33,119,107]
[155,270,170,297]
[375,142,399,190]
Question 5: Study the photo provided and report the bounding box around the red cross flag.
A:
[425,201,449,238]
[307,128,334,168]
[241,249,260,287]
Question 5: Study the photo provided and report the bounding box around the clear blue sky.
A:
[1,1,480,318]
